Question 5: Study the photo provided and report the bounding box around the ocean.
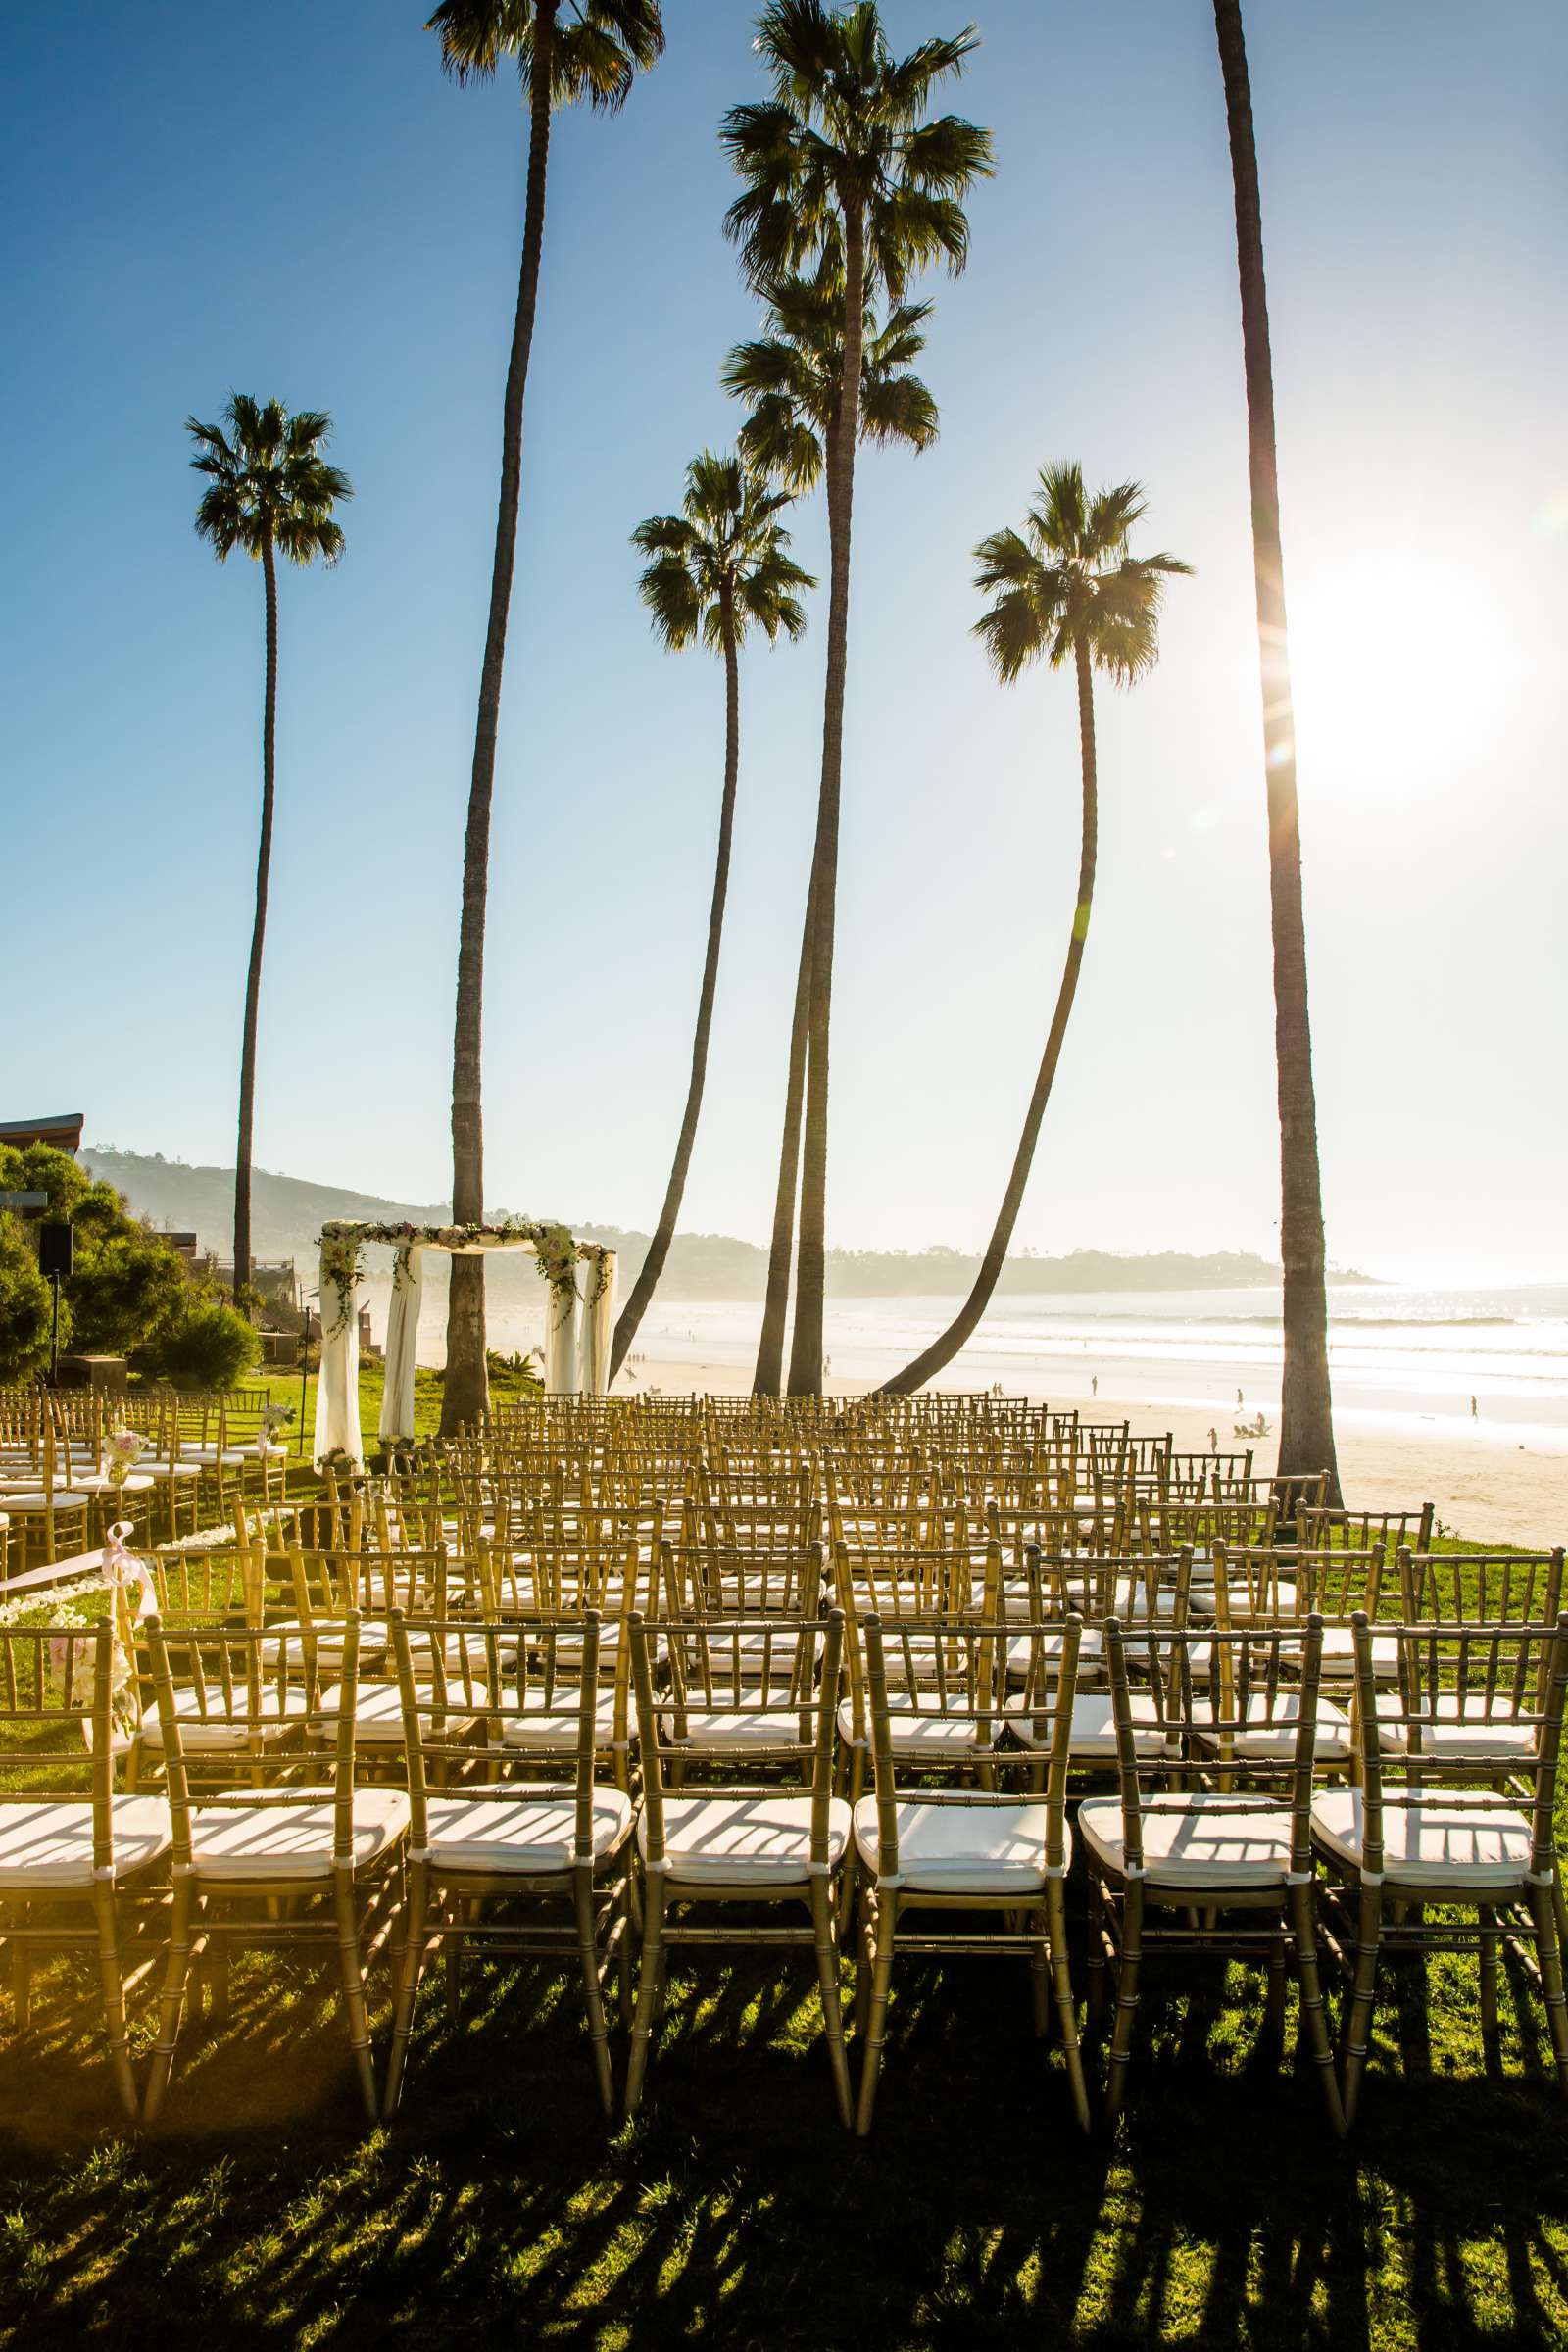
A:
[389,1269,1568,1447]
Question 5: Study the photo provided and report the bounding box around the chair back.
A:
[1102,1617,1327,1881]
[1346,1610,1568,1884]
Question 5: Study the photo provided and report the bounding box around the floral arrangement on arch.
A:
[317,1217,612,1332]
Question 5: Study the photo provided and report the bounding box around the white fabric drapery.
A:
[378,1245,424,1444]
[580,1255,616,1396]
[313,1264,362,1464]
[313,1227,615,1464]
[545,1269,579,1396]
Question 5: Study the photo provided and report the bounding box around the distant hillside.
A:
[83,1146,1373,1298]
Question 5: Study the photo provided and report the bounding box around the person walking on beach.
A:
[1091,1375,1098,1397]
[1237,1388,1244,1409]
[1470,1395,1478,1419]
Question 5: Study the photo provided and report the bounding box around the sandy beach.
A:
[616,1355,1566,1550]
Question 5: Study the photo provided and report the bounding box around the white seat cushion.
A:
[1078,1792,1297,1887]
[1374,1691,1540,1761]
[318,1679,473,1743]
[0,1796,172,1889]
[263,1621,389,1669]
[1191,1576,1298,1620]
[1004,1626,1102,1679]
[666,1703,816,1755]
[1009,1690,1169,1759]
[187,1788,409,1882]
[141,1683,309,1750]
[0,1491,91,1513]
[853,1795,1061,1894]
[1196,1692,1354,1764]
[419,1788,632,1874]
[1311,1786,1536,1888]
[639,1790,850,1886]
[503,1690,622,1751]
[1317,1626,1400,1680]
[838,1694,999,1756]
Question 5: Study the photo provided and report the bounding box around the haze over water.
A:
[389,1271,1568,1447]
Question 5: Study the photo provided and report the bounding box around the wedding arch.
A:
[312,1218,617,1463]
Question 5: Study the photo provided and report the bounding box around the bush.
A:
[0,1214,62,1381]
[0,1143,191,1359]
[149,1301,261,1391]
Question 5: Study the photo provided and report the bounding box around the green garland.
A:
[318,1217,612,1336]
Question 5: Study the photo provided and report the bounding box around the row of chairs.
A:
[6,1581,1567,2136]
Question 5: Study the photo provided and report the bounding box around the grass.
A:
[4,1448,1563,2346]
[0,1841,1566,2344]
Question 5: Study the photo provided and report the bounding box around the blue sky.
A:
[3,0,1564,1284]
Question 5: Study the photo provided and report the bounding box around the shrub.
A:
[0,1143,191,1358]
[0,1214,62,1381]
[150,1301,261,1391]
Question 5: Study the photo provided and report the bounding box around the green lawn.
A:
[3,1436,1563,2347]
[0,1864,1565,2345]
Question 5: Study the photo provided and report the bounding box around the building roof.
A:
[0,1114,85,1154]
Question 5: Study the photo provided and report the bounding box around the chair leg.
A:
[854,1891,899,2137]
[1028,1905,1050,2036]
[809,1877,853,2129]
[1339,1882,1383,2129]
[853,1883,873,2040]
[1084,1874,1105,2040]
[90,1883,139,2124]
[1527,1880,1568,2098]
[144,1876,198,2125]
[11,1919,31,2032]
[383,1860,431,2121]
[1103,1881,1144,2126]
[1046,1880,1092,2134]
[332,1874,378,2124]
[573,1868,615,2120]
[1265,1931,1288,2042]
[624,1873,666,2118]
[1478,1904,1500,2059]
[1289,1881,1346,2136]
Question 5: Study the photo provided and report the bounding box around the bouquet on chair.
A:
[100,1427,150,1492]
[257,1401,296,1457]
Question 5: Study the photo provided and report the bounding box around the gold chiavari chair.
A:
[626,1608,853,2125]
[1315,1612,1568,2124]
[853,1610,1091,2135]
[1080,1617,1345,2130]
[1298,1502,1436,1558]
[141,1611,409,2123]
[382,1607,634,2119]
[0,1615,172,2120]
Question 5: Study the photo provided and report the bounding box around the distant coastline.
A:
[83,1143,1375,1300]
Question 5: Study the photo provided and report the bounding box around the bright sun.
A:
[1288,552,1511,790]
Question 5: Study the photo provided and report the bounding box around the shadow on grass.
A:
[0,1934,1566,2350]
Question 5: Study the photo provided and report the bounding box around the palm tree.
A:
[429,0,664,1435]
[186,396,350,1307]
[882,466,1188,1394]
[1213,0,1342,1501]
[722,0,991,1396]
[721,266,940,1394]
[610,453,814,1382]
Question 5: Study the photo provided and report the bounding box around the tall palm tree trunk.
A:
[788,211,866,1396]
[233,528,277,1309]
[444,1,558,1438]
[882,640,1099,1394]
[755,445,839,1396]
[1214,0,1341,1500]
[612,591,742,1382]
[752,872,813,1394]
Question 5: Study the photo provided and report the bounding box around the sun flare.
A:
[1288,551,1512,789]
